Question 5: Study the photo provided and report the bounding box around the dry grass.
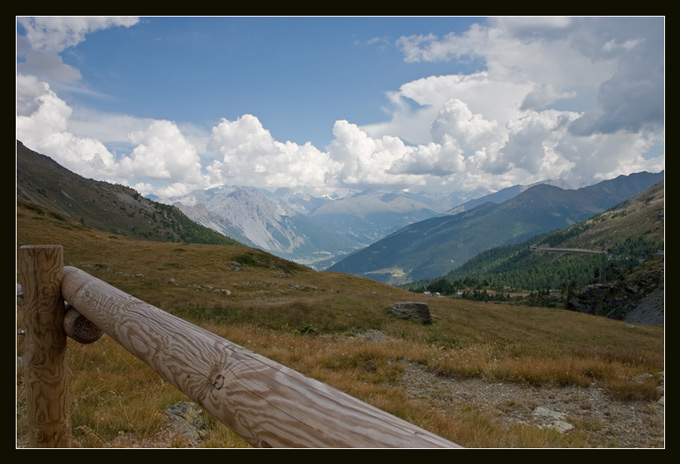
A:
[16,203,664,448]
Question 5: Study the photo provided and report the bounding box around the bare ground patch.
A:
[395,361,664,448]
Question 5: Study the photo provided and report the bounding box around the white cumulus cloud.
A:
[123,120,204,182]
[16,75,117,178]
[327,120,423,189]
[206,115,338,191]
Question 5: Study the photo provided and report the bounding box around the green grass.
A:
[16,201,664,448]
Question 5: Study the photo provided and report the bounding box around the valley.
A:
[15,141,665,448]
[328,171,664,284]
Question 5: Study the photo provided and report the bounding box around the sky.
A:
[16,16,665,201]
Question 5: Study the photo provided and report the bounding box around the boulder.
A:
[387,302,432,325]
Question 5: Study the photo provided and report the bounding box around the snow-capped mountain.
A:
[173,186,440,268]
[261,187,346,215]
[174,187,363,268]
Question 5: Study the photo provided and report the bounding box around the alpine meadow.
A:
[16,142,664,448]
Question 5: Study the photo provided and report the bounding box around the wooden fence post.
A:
[19,245,71,448]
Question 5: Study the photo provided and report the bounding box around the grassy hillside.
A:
[408,180,664,301]
[16,200,664,448]
[17,141,241,246]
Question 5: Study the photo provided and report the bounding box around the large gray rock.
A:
[387,302,432,325]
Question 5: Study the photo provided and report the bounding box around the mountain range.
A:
[16,143,665,449]
[431,179,664,288]
[328,170,664,285]
[441,179,580,216]
[172,186,440,268]
[168,179,584,269]
[16,139,664,294]
[406,179,665,325]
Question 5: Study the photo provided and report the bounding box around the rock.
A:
[533,406,574,433]
[533,406,565,420]
[387,302,432,325]
[551,420,575,434]
[165,401,206,444]
[565,267,664,325]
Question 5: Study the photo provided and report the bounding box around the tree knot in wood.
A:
[213,374,224,389]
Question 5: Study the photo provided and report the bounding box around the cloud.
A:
[123,121,204,182]
[500,110,579,177]
[397,18,610,93]
[17,17,140,97]
[66,109,157,145]
[388,142,463,178]
[16,41,81,83]
[396,17,663,139]
[555,131,664,181]
[569,48,664,135]
[17,69,663,200]
[16,76,208,197]
[16,17,664,201]
[17,16,139,52]
[16,75,116,178]
[430,99,498,150]
[326,120,420,188]
[374,17,663,187]
[206,115,338,191]
[490,16,573,34]
[361,72,532,146]
[520,84,576,111]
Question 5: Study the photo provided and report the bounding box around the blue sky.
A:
[64,17,481,148]
[16,16,664,200]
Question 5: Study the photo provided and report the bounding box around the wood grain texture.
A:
[19,246,71,448]
[62,265,461,448]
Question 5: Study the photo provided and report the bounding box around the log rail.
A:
[18,245,461,448]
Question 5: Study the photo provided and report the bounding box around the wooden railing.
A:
[17,245,461,448]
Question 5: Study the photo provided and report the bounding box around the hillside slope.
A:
[440,180,664,282]
[16,187,665,448]
[16,141,240,246]
[441,179,580,216]
[329,171,664,285]
[409,181,664,324]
